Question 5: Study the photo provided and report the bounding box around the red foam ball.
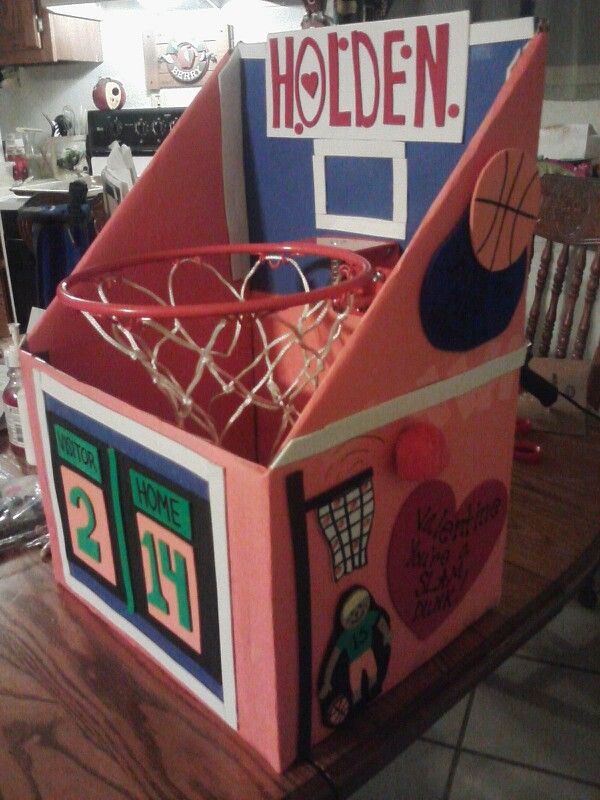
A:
[394,422,449,481]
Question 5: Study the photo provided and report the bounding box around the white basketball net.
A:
[316,472,375,582]
[80,253,355,458]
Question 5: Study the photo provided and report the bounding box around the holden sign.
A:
[266,11,469,142]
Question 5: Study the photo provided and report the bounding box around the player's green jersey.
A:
[337,610,379,661]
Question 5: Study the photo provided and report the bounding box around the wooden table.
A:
[1,424,599,800]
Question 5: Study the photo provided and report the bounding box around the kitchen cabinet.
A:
[0,0,42,54]
[0,2,102,66]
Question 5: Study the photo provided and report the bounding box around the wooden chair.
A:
[526,173,600,409]
[526,173,600,609]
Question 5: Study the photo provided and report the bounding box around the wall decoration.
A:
[469,149,540,270]
[143,27,233,91]
[266,11,469,142]
[92,77,126,110]
[387,479,507,639]
[318,586,391,727]
[419,209,527,351]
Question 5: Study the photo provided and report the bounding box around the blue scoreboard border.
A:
[44,392,224,701]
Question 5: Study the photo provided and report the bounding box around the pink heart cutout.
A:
[301,72,319,98]
[387,480,507,640]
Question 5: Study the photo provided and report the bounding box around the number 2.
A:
[69,486,100,562]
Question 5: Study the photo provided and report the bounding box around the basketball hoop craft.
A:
[22,13,548,776]
[57,242,373,458]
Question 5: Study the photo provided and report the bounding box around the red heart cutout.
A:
[387,480,507,640]
[301,72,319,98]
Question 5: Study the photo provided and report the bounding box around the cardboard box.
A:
[21,15,547,772]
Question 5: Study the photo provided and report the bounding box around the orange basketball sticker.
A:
[469,149,540,270]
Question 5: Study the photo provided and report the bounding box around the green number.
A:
[158,540,192,631]
[141,531,168,614]
[69,487,100,562]
[140,531,192,631]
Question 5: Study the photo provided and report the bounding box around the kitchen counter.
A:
[0,192,27,212]
[0,176,103,211]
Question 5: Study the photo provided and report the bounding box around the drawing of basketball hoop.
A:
[57,243,373,462]
[310,469,375,581]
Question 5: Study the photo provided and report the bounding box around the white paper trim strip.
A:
[470,18,534,45]
[219,49,251,279]
[313,139,407,238]
[271,345,528,469]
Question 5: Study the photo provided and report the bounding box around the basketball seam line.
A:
[475,197,536,220]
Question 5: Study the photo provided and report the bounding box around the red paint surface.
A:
[414,23,450,128]
[328,34,351,125]
[301,71,319,99]
[383,30,407,126]
[295,37,326,129]
[352,30,379,128]
[270,37,294,129]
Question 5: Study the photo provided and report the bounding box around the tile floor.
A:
[349,593,600,800]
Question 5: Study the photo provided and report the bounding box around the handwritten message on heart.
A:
[387,480,507,640]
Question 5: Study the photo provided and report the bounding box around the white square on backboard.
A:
[312,139,407,239]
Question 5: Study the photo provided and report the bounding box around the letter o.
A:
[294,37,326,129]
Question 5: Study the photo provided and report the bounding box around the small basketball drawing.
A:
[323,692,351,727]
[469,149,540,270]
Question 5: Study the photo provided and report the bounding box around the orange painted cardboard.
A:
[21,22,546,773]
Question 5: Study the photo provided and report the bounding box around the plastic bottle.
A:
[3,323,27,469]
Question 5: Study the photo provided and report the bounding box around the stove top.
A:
[87,108,186,157]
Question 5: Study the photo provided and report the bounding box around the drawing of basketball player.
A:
[318,587,391,722]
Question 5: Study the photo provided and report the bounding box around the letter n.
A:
[414,23,449,128]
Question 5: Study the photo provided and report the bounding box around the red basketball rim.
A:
[57,242,374,320]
